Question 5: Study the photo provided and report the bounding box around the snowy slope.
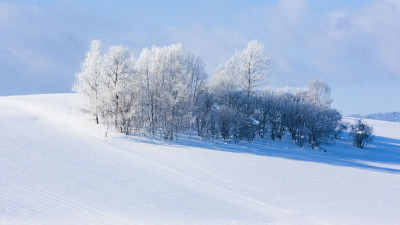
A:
[1,94,400,225]
[349,112,400,123]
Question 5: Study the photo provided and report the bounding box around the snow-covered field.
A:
[1,94,399,225]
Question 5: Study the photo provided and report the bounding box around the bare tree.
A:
[349,119,374,149]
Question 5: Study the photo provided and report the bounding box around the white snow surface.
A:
[0,94,399,225]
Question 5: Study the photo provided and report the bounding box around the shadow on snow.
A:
[119,132,400,174]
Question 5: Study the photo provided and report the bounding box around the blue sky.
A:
[0,0,399,115]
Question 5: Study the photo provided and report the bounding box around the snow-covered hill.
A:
[1,94,399,225]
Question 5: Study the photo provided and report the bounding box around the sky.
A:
[0,0,399,115]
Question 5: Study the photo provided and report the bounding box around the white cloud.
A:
[387,0,400,9]
[0,2,21,28]
[162,25,247,75]
[0,0,398,113]
[277,0,309,23]
[358,0,400,76]
[319,0,400,77]
[272,0,400,82]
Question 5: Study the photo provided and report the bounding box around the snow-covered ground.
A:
[349,112,400,123]
[1,94,399,225]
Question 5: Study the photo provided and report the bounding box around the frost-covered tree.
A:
[239,40,271,98]
[135,47,156,135]
[73,40,347,150]
[193,89,218,139]
[305,106,342,149]
[72,40,103,124]
[212,57,241,93]
[349,119,374,149]
[281,89,309,147]
[307,78,332,107]
[211,40,271,143]
[253,91,273,139]
[212,40,271,98]
[335,121,349,139]
[279,85,341,149]
[136,44,207,139]
[101,45,137,134]
[302,79,340,149]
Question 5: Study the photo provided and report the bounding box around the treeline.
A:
[73,39,343,149]
[195,80,342,149]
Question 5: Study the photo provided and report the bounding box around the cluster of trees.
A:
[73,40,207,139]
[192,40,342,149]
[195,78,342,149]
[74,39,348,149]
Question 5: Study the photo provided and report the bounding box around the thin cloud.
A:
[0,0,398,114]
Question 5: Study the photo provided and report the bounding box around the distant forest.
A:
[350,112,400,123]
